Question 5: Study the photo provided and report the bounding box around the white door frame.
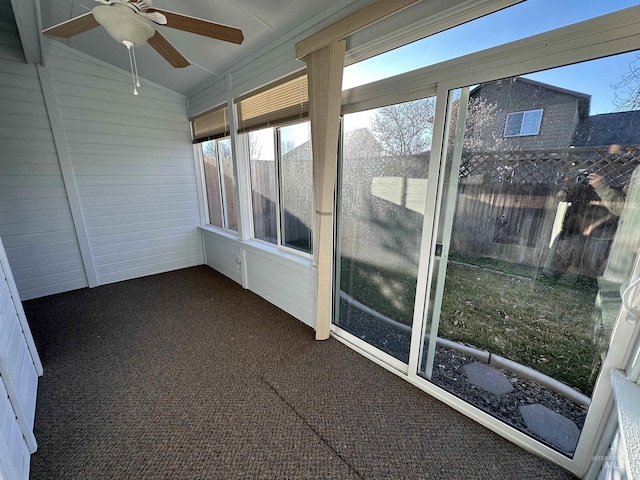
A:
[332,6,640,477]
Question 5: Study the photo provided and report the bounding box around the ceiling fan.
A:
[43,0,244,84]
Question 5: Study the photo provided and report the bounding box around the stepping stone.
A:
[463,361,514,396]
[519,403,580,454]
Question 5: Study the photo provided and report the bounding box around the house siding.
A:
[471,78,585,151]
[0,22,88,299]
[44,40,204,287]
[0,22,204,299]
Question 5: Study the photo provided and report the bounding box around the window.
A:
[504,109,543,137]
[343,0,638,90]
[247,123,313,253]
[236,72,313,254]
[199,138,237,231]
[279,123,313,252]
[249,129,277,243]
[201,140,223,227]
[191,104,237,231]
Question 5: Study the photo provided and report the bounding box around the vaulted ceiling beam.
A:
[9,0,43,65]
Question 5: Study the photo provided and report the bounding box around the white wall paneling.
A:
[42,39,204,287]
[0,22,88,300]
[2,21,206,299]
[200,227,316,328]
[243,244,316,328]
[0,379,31,480]
[7,0,42,64]
[0,237,42,479]
[37,64,98,288]
[201,227,243,285]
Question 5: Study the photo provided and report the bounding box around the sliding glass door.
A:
[419,57,640,459]
[334,45,640,473]
[334,96,436,365]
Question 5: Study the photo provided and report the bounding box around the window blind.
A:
[191,105,229,143]
[236,73,308,133]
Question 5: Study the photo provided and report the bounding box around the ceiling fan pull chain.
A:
[123,40,139,95]
[131,44,141,88]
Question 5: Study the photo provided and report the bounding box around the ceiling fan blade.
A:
[148,9,244,45]
[147,31,190,68]
[42,12,100,38]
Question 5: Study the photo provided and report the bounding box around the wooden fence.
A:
[453,146,640,275]
[248,146,640,276]
[250,159,313,251]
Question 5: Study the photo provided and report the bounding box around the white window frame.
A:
[504,108,544,137]
[244,120,314,259]
[197,137,238,233]
[335,6,640,479]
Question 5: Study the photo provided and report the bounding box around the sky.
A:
[343,0,640,116]
[254,1,640,156]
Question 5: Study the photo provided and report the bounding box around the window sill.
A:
[241,239,314,269]
[198,225,239,241]
[198,226,314,269]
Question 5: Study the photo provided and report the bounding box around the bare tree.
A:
[613,53,640,111]
[343,128,383,160]
[370,98,436,156]
[248,133,264,160]
[218,138,232,159]
[281,139,296,155]
[202,140,217,159]
[457,96,505,151]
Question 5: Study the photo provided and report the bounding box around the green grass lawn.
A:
[340,254,603,395]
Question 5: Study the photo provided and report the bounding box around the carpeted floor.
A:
[24,265,575,479]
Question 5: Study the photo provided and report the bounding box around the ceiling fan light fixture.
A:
[92,4,155,47]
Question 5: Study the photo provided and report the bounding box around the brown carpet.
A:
[24,265,575,479]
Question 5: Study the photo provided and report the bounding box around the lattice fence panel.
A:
[460,146,640,187]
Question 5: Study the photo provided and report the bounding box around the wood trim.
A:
[295,0,419,60]
[304,40,346,340]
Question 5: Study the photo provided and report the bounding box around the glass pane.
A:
[249,129,278,244]
[521,110,542,135]
[343,1,639,90]
[420,54,640,457]
[201,140,223,227]
[335,97,435,362]
[218,138,237,232]
[279,122,313,253]
[504,112,524,137]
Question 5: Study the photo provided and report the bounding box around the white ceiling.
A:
[24,0,370,96]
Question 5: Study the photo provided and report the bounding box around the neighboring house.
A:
[281,128,383,162]
[468,76,592,151]
[572,109,640,148]
[469,76,640,151]
[455,77,640,273]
